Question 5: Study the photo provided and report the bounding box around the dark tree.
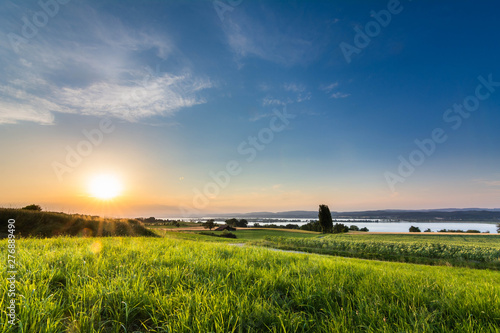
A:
[349,225,360,231]
[22,204,42,211]
[409,226,421,232]
[203,219,216,230]
[300,220,322,232]
[359,227,369,232]
[333,223,348,234]
[497,223,500,233]
[318,204,333,233]
[225,218,239,227]
[236,219,248,228]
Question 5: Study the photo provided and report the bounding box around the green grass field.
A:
[1,234,499,332]
[258,232,500,270]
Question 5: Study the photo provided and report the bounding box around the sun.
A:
[88,174,123,200]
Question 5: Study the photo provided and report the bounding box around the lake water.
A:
[246,221,498,233]
[165,217,499,233]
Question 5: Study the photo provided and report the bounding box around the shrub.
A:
[220,230,237,238]
[22,204,42,211]
[333,223,348,234]
[409,226,421,232]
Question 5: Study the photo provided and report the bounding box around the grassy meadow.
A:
[258,232,500,270]
[1,232,500,332]
[0,209,155,238]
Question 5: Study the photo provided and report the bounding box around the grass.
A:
[151,228,320,242]
[0,209,155,238]
[1,235,500,332]
[257,232,500,270]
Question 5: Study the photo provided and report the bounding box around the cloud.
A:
[330,92,350,99]
[262,97,288,107]
[320,82,350,99]
[473,179,500,187]
[321,82,339,92]
[222,8,321,67]
[284,83,306,93]
[56,73,212,122]
[0,4,212,125]
[258,81,311,113]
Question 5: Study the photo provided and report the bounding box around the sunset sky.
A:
[1,0,499,217]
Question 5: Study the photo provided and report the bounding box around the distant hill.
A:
[0,208,156,238]
[209,209,500,221]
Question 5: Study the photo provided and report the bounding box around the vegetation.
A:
[1,236,499,332]
[202,219,216,230]
[226,218,248,228]
[137,217,182,227]
[259,233,500,270]
[318,204,333,233]
[21,204,42,211]
[333,223,349,234]
[409,226,421,232]
[0,208,155,238]
[300,220,322,232]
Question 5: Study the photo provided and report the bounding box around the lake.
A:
[248,221,498,233]
[166,217,499,233]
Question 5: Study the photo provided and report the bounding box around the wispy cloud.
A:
[320,82,350,99]
[0,5,212,125]
[473,179,500,187]
[222,8,321,67]
[284,83,306,93]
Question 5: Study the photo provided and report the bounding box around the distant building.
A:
[214,225,236,231]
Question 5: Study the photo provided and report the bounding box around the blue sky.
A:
[1,0,499,216]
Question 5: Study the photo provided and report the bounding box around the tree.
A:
[226,218,247,228]
[497,223,500,233]
[333,223,348,234]
[203,219,216,230]
[236,219,248,227]
[349,225,360,231]
[409,226,421,232]
[22,204,42,211]
[225,218,239,227]
[359,227,369,232]
[300,220,322,232]
[318,204,333,233]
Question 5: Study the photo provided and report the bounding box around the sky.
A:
[1,0,499,217]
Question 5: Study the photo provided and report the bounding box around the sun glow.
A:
[88,174,123,200]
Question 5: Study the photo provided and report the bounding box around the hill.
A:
[0,208,156,238]
[210,209,500,221]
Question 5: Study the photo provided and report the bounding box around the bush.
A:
[349,225,360,231]
[359,227,369,232]
[333,223,348,234]
[409,226,421,232]
[22,204,42,211]
[220,230,237,238]
[300,220,322,232]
